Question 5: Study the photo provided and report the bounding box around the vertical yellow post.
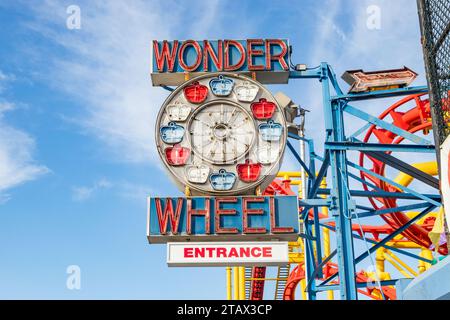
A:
[226,267,232,300]
[423,249,433,269]
[320,178,334,300]
[418,249,433,273]
[299,279,307,300]
[376,248,386,275]
[238,266,246,300]
[233,266,239,300]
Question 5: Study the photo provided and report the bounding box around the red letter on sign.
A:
[203,40,223,71]
[251,247,262,257]
[194,247,205,258]
[262,247,272,257]
[270,197,294,233]
[265,39,289,71]
[247,39,265,71]
[178,40,202,72]
[217,247,227,258]
[229,247,239,257]
[224,40,245,71]
[187,198,210,235]
[215,197,239,234]
[153,40,179,72]
[154,197,183,235]
[242,197,267,234]
[184,248,193,258]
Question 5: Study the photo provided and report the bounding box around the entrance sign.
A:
[147,195,299,243]
[167,241,289,267]
[151,39,290,86]
[441,135,450,229]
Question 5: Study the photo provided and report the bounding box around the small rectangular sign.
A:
[341,67,418,93]
[167,241,289,267]
[147,195,299,243]
[151,39,290,86]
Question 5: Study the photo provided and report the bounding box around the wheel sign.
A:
[155,72,287,196]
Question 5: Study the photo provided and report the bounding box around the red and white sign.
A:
[167,242,289,267]
[441,135,450,229]
[341,67,417,93]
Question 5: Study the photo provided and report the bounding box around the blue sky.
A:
[0,0,430,299]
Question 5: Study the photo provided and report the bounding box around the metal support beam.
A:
[316,279,399,291]
[362,150,439,189]
[320,223,434,263]
[316,188,441,201]
[325,141,435,152]
[354,205,435,264]
[347,160,441,207]
[332,85,428,101]
[343,104,432,145]
[287,140,314,178]
[324,64,358,300]
[307,151,330,198]
[319,205,435,286]
[320,202,432,222]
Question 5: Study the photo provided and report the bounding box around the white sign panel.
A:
[441,136,450,229]
[167,241,289,267]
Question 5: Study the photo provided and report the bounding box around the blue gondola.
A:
[210,169,236,191]
[209,75,234,96]
[258,120,283,141]
[160,122,185,144]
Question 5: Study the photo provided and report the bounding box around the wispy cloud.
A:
[72,178,112,201]
[0,71,15,93]
[116,181,156,201]
[25,0,221,165]
[0,79,49,202]
[71,178,154,202]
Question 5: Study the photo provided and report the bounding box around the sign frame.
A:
[147,195,300,243]
[341,66,418,93]
[166,241,289,267]
[151,39,290,86]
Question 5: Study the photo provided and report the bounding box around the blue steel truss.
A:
[287,63,441,300]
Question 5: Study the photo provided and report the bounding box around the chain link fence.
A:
[418,0,450,147]
[417,0,450,253]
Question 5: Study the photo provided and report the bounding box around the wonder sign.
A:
[151,39,290,86]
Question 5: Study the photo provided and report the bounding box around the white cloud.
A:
[71,178,154,202]
[0,71,7,81]
[0,101,15,113]
[0,69,48,202]
[116,181,155,201]
[71,186,94,202]
[26,0,221,165]
[0,101,49,201]
[0,71,12,93]
[72,178,112,202]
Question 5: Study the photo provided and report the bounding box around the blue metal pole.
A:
[323,63,358,300]
[304,135,318,300]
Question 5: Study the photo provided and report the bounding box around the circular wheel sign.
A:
[155,72,287,196]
